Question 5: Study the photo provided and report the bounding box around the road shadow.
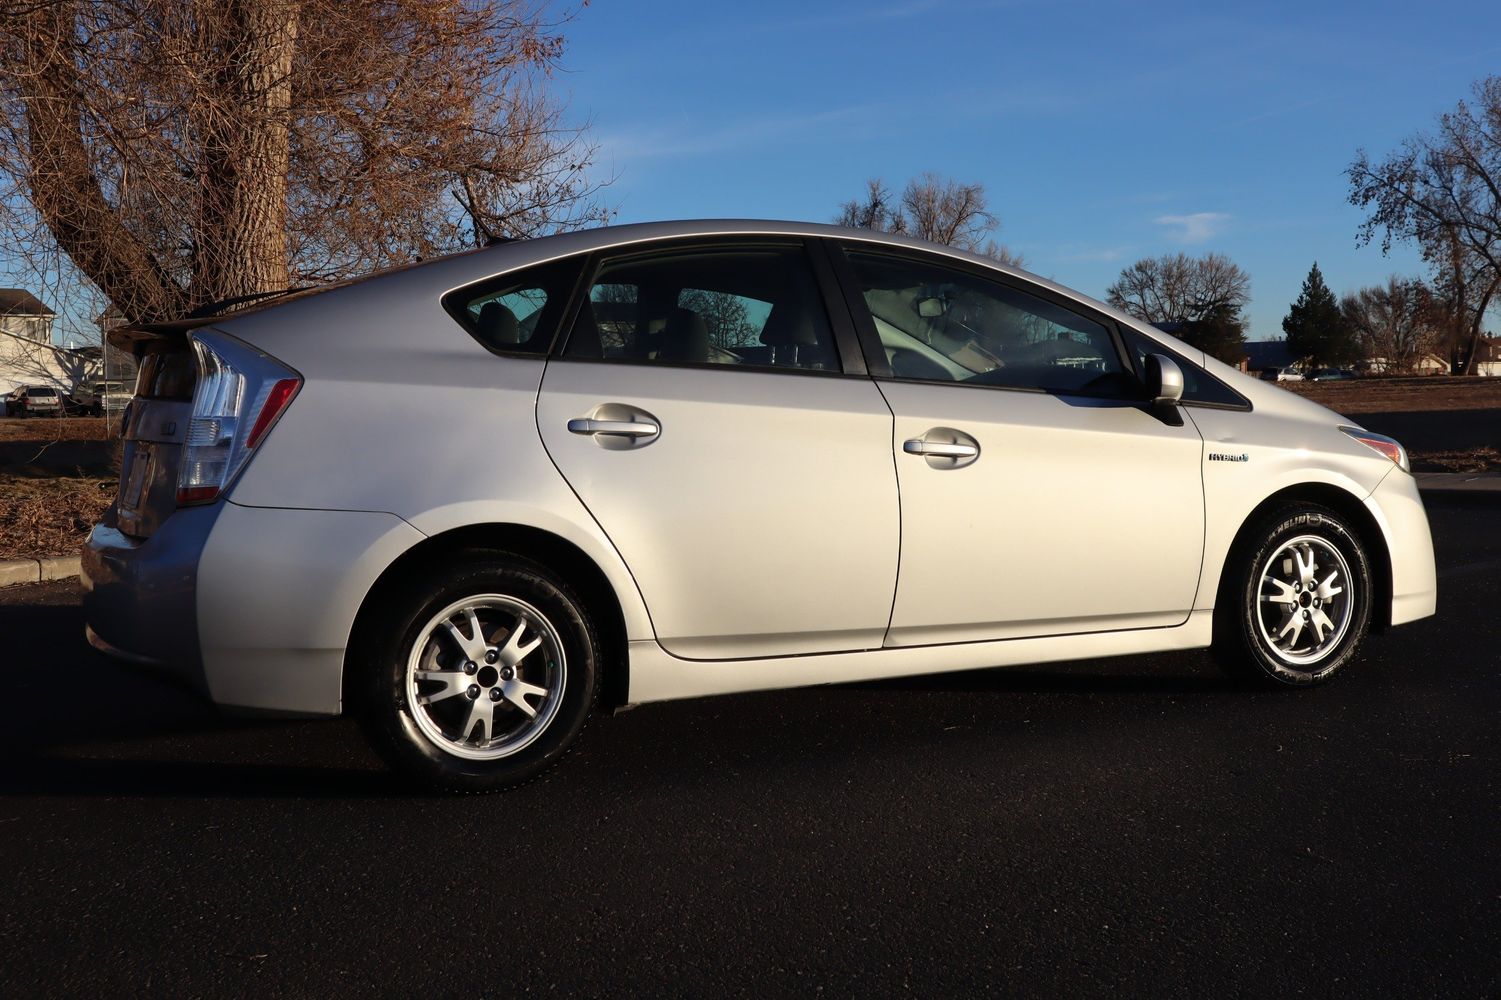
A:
[0,753,404,799]
[1356,407,1501,453]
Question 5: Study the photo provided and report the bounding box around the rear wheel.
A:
[356,552,599,792]
[1213,503,1373,686]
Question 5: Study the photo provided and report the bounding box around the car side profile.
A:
[81,221,1437,791]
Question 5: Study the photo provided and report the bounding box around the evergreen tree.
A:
[1283,263,1359,367]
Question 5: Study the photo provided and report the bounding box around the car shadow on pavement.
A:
[0,753,405,799]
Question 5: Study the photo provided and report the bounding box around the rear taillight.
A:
[177,331,302,506]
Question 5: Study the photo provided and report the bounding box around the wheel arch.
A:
[342,522,632,712]
[1214,483,1393,632]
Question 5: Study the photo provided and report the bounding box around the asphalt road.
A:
[1,502,1497,998]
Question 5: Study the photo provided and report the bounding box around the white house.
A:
[0,288,92,396]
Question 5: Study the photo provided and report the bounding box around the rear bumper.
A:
[84,500,425,717]
[81,504,222,697]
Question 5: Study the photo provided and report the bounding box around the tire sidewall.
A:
[1235,506,1372,686]
[361,556,598,792]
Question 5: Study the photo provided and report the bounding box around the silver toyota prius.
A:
[82,220,1437,791]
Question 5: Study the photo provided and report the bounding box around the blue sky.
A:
[560,0,1501,340]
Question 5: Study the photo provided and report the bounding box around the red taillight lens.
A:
[176,485,221,506]
[246,378,300,449]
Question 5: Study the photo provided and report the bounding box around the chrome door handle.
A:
[567,418,659,438]
[903,439,978,458]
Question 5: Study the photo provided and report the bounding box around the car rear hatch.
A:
[111,330,202,538]
[108,319,301,539]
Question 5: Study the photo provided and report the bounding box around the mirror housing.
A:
[1144,353,1185,407]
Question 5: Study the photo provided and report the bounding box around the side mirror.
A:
[1144,354,1184,406]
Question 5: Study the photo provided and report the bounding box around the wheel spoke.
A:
[1278,612,1305,649]
[413,669,470,705]
[1315,571,1343,601]
[1310,607,1335,643]
[501,678,548,718]
[460,697,493,743]
[496,619,543,667]
[441,613,488,662]
[1264,578,1298,605]
[1294,545,1318,587]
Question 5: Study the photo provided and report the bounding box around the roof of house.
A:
[0,289,55,317]
[1244,339,1298,370]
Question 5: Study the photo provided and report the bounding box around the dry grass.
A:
[0,474,116,559]
[1283,376,1501,414]
[0,416,120,442]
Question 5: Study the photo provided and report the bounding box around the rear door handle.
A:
[568,418,659,438]
[903,440,978,458]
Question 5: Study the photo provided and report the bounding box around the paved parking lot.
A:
[0,501,1496,998]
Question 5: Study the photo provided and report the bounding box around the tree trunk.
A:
[20,2,187,323]
[192,0,300,308]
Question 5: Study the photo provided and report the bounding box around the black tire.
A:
[1212,503,1373,687]
[355,551,599,792]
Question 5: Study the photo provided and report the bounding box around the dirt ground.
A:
[1282,375,1501,414]
[0,416,119,442]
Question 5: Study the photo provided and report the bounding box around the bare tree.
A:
[1348,75,1501,374]
[0,0,609,324]
[1340,277,1441,374]
[1106,252,1251,325]
[836,173,1023,266]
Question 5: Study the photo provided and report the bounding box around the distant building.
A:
[1243,339,1300,374]
[0,289,136,396]
[0,288,79,395]
[0,288,54,343]
[94,305,138,384]
[1475,336,1501,377]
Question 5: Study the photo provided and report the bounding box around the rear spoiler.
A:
[107,316,220,353]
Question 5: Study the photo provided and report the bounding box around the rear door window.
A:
[564,243,841,372]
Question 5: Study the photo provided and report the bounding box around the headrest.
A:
[660,307,711,363]
[760,304,819,347]
[477,301,520,346]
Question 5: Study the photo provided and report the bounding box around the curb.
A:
[1413,472,1501,505]
[0,555,81,588]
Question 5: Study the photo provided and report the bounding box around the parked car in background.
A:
[4,384,63,417]
[1308,368,1355,382]
[81,219,1438,793]
[1275,367,1305,382]
[72,379,133,416]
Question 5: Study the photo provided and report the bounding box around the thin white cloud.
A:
[1154,212,1230,244]
[1056,244,1131,263]
[596,104,885,164]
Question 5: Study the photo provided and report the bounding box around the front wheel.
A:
[1213,504,1373,686]
[356,552,599,792]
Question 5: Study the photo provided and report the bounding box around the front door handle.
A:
[903,427,980,469]
[903,439,978,459]
[568,418,659,438]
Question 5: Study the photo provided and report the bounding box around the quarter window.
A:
[844,249,1133,396]
[564,245,840,371]
[446,257,583,356]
